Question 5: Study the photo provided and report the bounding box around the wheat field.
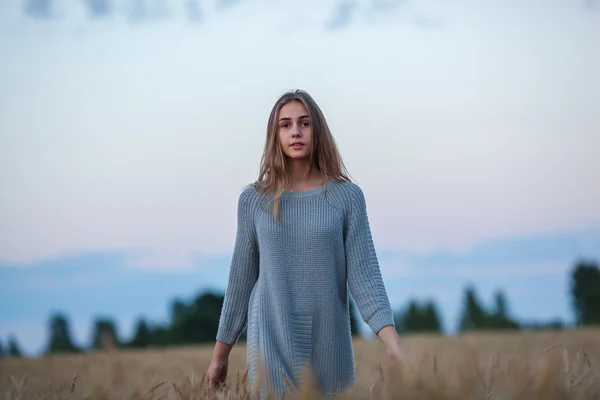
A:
[1,329,599,399]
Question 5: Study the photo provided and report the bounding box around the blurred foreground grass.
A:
[1,329,599,399]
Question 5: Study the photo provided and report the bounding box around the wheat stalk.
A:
[3,330,600,400]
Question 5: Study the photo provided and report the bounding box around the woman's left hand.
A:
[377,325,407,364]
[386,343,407,364]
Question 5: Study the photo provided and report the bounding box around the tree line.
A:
[1,259,599,357]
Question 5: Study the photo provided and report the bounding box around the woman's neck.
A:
[286,159,324,191]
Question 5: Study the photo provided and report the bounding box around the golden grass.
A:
[1,329,600,399]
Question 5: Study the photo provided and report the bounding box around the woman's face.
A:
[277,101,312,161]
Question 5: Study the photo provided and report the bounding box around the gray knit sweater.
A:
[216,178,395,397]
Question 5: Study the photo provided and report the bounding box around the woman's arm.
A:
[343,185,406,361]
[215,188,260,346]
[207,188,259,390]
[344,185,396,335]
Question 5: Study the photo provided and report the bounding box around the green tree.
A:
[401,300,423,333]
[171,300,187,324]
[191,292,225,342]
[168,291,225,344]
[8,335,22,357]
[46,313,79,354]
[129,318,152,348]
[570,259,600,326]
[395,299,442,334]
[150,325,170,347]
[393,305,406,334]
[423,301,443,333]
[459,286,489,332]
[494,290,507,317]
[90,318,120,350]
[488,290,519,330]
[0,338,4,357]
[168,298,191,344]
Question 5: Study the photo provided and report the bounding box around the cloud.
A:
[0,250,232,319]
[325,0,441,31]
[23,0,54,19]
[370,0,408,12]
[215,0,241,11]
[12,0,443,32]
[185,0,202,22]
[127,0,170,22]
[381,259,571,280]
[124,250,198,270]
[2,226,596,315]
[377,225,600,280]
[326,0,358,31]
[84,0,113,19]
[585,0,598,11]
[409,12,443,28]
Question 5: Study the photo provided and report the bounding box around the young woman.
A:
[205,89,404,397]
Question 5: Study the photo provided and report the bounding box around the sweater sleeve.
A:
[216,188,260,345]
[345,185,395,335]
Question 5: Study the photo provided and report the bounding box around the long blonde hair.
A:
[253,89,351,222]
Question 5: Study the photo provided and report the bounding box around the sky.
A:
[1,0,599,355]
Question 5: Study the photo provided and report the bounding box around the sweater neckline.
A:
[281,177,333,199]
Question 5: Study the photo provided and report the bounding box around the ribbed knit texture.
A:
[216,178,395,397]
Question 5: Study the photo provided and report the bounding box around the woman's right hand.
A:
[205,358,228,393]
[205,341,233,394]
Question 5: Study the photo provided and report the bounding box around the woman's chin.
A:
[285,152,311,162]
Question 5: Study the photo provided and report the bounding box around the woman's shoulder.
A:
[236,183,260,206]
[329,178,364,197]
[327,178,367,209]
